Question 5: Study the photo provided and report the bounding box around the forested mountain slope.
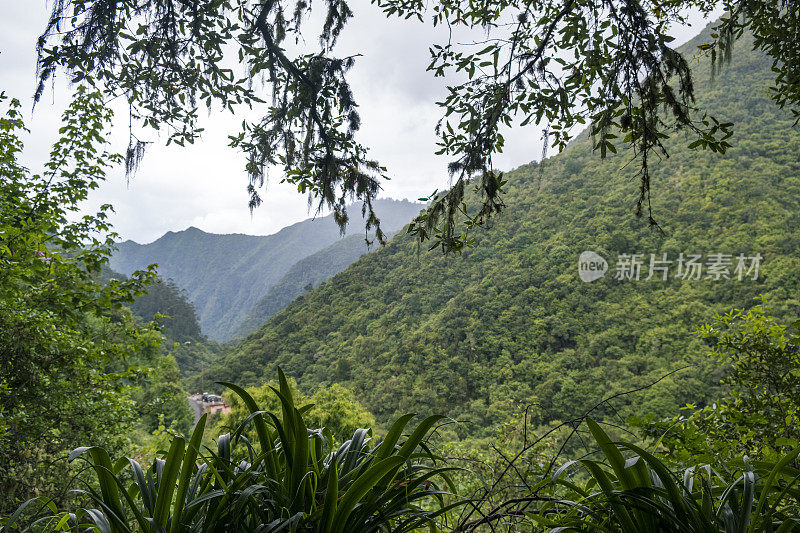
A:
[128,276,204,343]
[216,27,800,436]
[233,231,400,339]
[110,199,423,340]
[100,267,222,379]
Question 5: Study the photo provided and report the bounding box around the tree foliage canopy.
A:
[35,0,799,252]
[0,87,158,510]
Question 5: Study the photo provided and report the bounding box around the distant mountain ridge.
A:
[110,199,424,340]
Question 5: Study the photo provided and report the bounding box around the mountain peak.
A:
[109,199,426,340]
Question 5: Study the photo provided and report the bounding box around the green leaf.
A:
[169,414,207,533]
[153,436,185,528]
[375,414,415,462]
[319,456,339,532]
[219,381,278,477]
[331,456,406,533]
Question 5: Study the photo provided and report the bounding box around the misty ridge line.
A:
[109,198,426,341]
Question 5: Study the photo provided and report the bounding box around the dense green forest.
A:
[127,276,203,342]
[110,200,423,341]
[108,270,224,384]
[214,29,800,437]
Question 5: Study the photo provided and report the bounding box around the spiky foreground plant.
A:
[531,419,800,532]
[3,370,461,532]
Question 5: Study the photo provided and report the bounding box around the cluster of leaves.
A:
[213,27,800,439]
[98,268,212,432]
[0,85,204,513]
[460,418,800,531]
[9,378,800,531]
[123,328,194,438]
[121,272,228,400]
[448,304,800,530]
[699,1,800,121]
[36,0,386,242]
[219,377,376,443]
[400,0,737,252]
[404,303,800,530]
[2,371,461,532]
[638,303,800,466]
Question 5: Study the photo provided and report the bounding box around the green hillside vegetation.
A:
[109,199,423,341]
[219,377,376,443]
[10,5,800,529]
[121,272,223,385]
[234,230,401,339]
[215,28,800,438]
[127,276,203,342]
[0,89,193,511]
[99,267,223,380]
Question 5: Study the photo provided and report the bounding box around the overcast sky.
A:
[0,1,717,244]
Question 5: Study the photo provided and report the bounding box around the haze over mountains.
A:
[110,199,424,341]
[211,26,800,434]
